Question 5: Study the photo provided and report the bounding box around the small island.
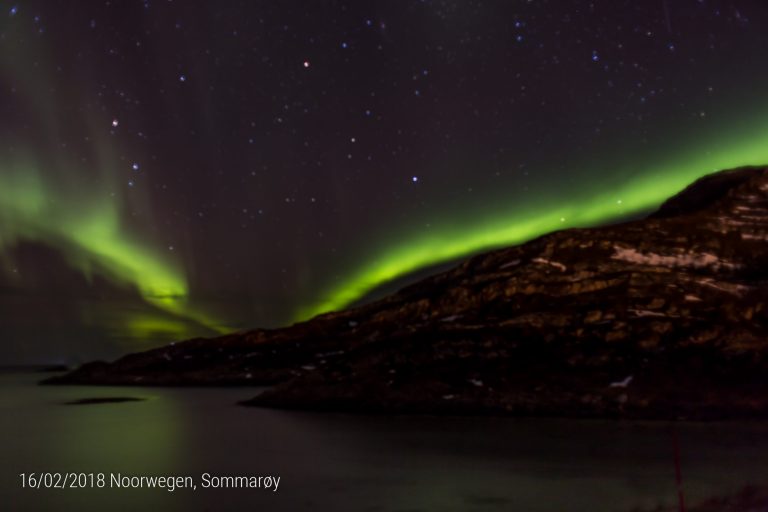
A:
[63,397,146,405]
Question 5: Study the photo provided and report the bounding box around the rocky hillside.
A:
[46,167,768,420]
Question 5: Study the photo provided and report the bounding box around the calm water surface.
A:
[2,372,767,512]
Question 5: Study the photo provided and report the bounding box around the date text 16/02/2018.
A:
[19,472,281,492]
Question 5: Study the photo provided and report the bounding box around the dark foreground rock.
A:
[686,485,768,512]
[46,167,768,420]
[632,484,768,512]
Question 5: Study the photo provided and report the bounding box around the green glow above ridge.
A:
[294,120,768,321]
[0,19,228,339]
[0,157,226,335]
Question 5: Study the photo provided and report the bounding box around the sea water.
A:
[2,371,767,512]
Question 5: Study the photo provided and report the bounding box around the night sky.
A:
[3,0,768,362]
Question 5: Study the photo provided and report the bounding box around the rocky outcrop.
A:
[46,167,768,419]
[632,485,768,512]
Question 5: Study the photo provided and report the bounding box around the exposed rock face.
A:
[46,167,768,419]
[637,485,768,512]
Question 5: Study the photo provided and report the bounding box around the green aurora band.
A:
[5,13,768,335]
[0,17,225,339]
[294,120,768,322]
[0,157,226,335]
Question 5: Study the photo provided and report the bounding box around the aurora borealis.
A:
[297,116,768,319]
[2,0,768,360]
[0,16,222,340]
[0,161,186,313]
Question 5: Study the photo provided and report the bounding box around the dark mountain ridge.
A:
[46,166,768,420]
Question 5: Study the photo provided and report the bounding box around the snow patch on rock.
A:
[500,259,521,269]
[697,278,750,296]
[628,309,670,318]
[611,247,740,271]
[532,257,567,272]
[609,376,633,388]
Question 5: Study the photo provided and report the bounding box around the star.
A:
[4,0,768,345]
